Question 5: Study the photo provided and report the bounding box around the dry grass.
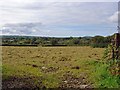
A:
[2,46,105,88]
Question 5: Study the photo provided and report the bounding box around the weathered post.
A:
[117,1,120,59]
[114,28,120,75]
[114,33,120,59]
[115,33,120,48]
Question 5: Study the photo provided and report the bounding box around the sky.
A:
[0,0,119,37]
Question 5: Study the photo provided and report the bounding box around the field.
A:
[2,46,111,89]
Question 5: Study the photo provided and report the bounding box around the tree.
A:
[51,39,58,46]
[31,37,37,44]
[91,36,109,48]
[73,38,80,45]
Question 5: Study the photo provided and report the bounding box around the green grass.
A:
[88,60,120,88]
[42,73,60,88]
[2,46,120,88]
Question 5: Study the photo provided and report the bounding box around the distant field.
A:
[2,46,105,89]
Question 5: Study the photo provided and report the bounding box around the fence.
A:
[111,33,120,60]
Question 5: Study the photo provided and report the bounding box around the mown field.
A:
[2,46,119,89]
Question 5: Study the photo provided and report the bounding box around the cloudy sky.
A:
[0,0,119,37]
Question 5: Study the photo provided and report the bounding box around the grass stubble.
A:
[2,46,119,89]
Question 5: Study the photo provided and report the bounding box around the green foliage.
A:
[91,36,110,48]
[91,43,108,48]
[103,44,113,59]
[72,38,80,45]
[103,43,120,76]
[50,39,58,46]
[90,46,120,88]
[92,62,120,88]
[2,35,113,47]
[42,74,60,88]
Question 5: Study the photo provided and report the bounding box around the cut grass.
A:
[2,46,120,88]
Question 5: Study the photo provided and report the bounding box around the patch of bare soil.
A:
[2,76,45,89]
[59,73,92,89]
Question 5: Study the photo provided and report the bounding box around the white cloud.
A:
[32,29,37,32]
[0,1,117,36]
[0,2,117,25]
[108,11,119,23]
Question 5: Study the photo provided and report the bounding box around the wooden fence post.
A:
[115,33,120,48]
[114,33,120,59]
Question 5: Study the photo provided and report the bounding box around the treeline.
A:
[1,34,114,48]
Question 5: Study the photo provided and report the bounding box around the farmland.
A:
[2,46,119,89]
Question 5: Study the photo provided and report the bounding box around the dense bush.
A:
[91,43,108,48]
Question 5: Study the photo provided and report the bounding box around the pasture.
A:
[2,46,106,89]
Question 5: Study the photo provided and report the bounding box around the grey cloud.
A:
[0,2,117,36]
[1,22,42,35]
[4,22,42,28]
